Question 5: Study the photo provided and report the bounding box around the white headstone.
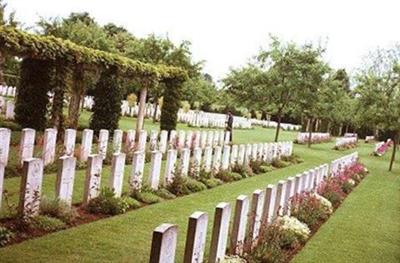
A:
[159,130,168,153]
[83,154,103,205]
[0,128,11,166]
[113,129,123,153]
[230,195,249,255]
[137,130,147,151]
[203,146,213,173]
[180,148,191,177]
[261,184,276,226]
[129,151,145,191]
[237,144,245,166]
[63,129,76,157]
[97,129,109,159]
[164,149,178,185]
[230,145,238,166]
[150,223,178,263]
[248,189,265,244]
[221,145,231,170]
[149,151,162,190]
[125,129,136,153]
[19,128,35,165]
[212,146,222,174]
[42,128,57,166]
[56,156,76,206]
[192,148,202,177]
[184,211,208,263]
[208,202,231,263]
[80,129,93,162]
[200,130,207,149]
[19,158,44,216]
[5,100,15,120]
[149,130,159,151]
[109,153,126,197]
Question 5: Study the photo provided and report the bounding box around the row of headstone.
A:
[179,110,252,129]
[344,133,358,139]
[330,152,359,176]
[0,85,16,97]
[5,140,294,216]
[149,152,361,262]
[365,136,374,143]
[335,137,357,147]
[0,98,15,120]
[0,127,234,172]
[296,132,331,144]
[252,119,301,131]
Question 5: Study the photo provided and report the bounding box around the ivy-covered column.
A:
[68,64,85,129]
[90,66,122,134]
[160,78,183,131]
[15,58,52,130]
[51,61,70,133]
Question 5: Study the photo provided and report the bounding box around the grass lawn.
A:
[0,116,398,262]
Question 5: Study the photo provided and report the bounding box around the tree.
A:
[355,46,400,171]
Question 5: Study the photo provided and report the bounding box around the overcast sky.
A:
[6,0,400,82]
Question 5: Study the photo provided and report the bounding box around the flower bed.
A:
[374,139,392,156]
[246,162,368,263]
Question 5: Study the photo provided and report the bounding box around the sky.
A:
[5,0,400,82]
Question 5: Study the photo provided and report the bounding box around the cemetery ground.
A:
[0,117,398,262]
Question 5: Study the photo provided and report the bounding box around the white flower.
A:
[347,179,356,186]
[279,215,310,240]
[312,193,333,214]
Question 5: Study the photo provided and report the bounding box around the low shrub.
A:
[40,197,78,223]
[29,215,67,232]
[290,193,332,230]
[249,160,265,174]
[215,170,242,182]
[87,188,137,215]
[166,174,187,196]
[155,188,176,200]
[232,164,254,178]
[278,215,310,248]
[272,159,291,168]
[132,191,163,204]
[0,226,14,247]
[317,177,346,207]
[201,178,224,188]
[281,154,304,164]
[184,178,207,193]
[341,179,355,194]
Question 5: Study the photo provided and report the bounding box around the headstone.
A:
[248,189,265,246]
[149,151,162,190]
[137,130,147,151]
[193,131,201,149]
[224,131,230,145]
[200,130,207,149]
[184,211,208,263]
[64,129,76,157]
[213,131,219,147]
[192,148,202,177]
[56,156,76,206]
[178,130,186,149]
[237,144,245,166]
[159,130,168,153]
[185,131,193,149]
[0,96,5,112]
[221,145,231,170]
[149,223,178,263]
[230,195,249,255]
[109,153,126,197]
[19,128,35,165]
[230,145,238,166]
[208,202,231,263]
[164,149,177,185]
[283,177,295,215]
[251,144,258,161]
[129,151,145,191]
[0,163,4,208]
[262,143,269,162]
[244,144,252,165]
[206,130,214,147]
[113,129,123,153]
[219,130,225,145]
[0,128,11,166]
[42,128,57,166]
[274,180,286,217]
[80,129,93,162]
[149,130,159,151]
[98,129,109,159]
[168,130,177,148]
[18,158,44,216]
[257,143,264,161]
[5,100,15,120]
[294,174,302,194]
[212,146,222,174]
[203,146,213,173]
[180,148,191,177]
[83,154,103,205]
[125,129,136,153]
[261,185,276,226]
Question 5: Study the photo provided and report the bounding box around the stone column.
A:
[149,151,162,190]
[129,151,145,191]
[19,128,36,165]
[98,129,109,159]
[230,195,249,255]
[164,149,178,185]
[112,129,123,154]
[208,202,231,263]
[221,145,231,171]
[149,223,178,263]
[109,153,126,197]
[42,128,57,166]
[63,129,76,157]
[80,129,93,162]
[18,158,44,217]
[56,156,76,206]
[83,154,103,205]
[183,211,208,263]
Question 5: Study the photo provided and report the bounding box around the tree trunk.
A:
[135,87,148,140]
[308,118,314,148]
[345,124,349,134]
[339,124,343,136]
[389,132,398,172]
[152,99,158,123]
[274,112,282,142]
[306,119,311,132]
[326,121,331,133]
[0,50,6,85]
[315,119,319,132]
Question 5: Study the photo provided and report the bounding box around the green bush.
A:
[249,160,266,174]
[87,188,134,215]
[184,178,207,193]
[166,174,187,196]
[201,178,224,188]
[232,164,254,178]
[0,118,21,131]
[40,197,78,223]
[155,189,176,200]
[132,191,163,204]
[0,226,14,247]
[341,181,354,194]
[215,170,242,182]
[272,159,291,168]
[160,78,183,131]
[29,215,67,232]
